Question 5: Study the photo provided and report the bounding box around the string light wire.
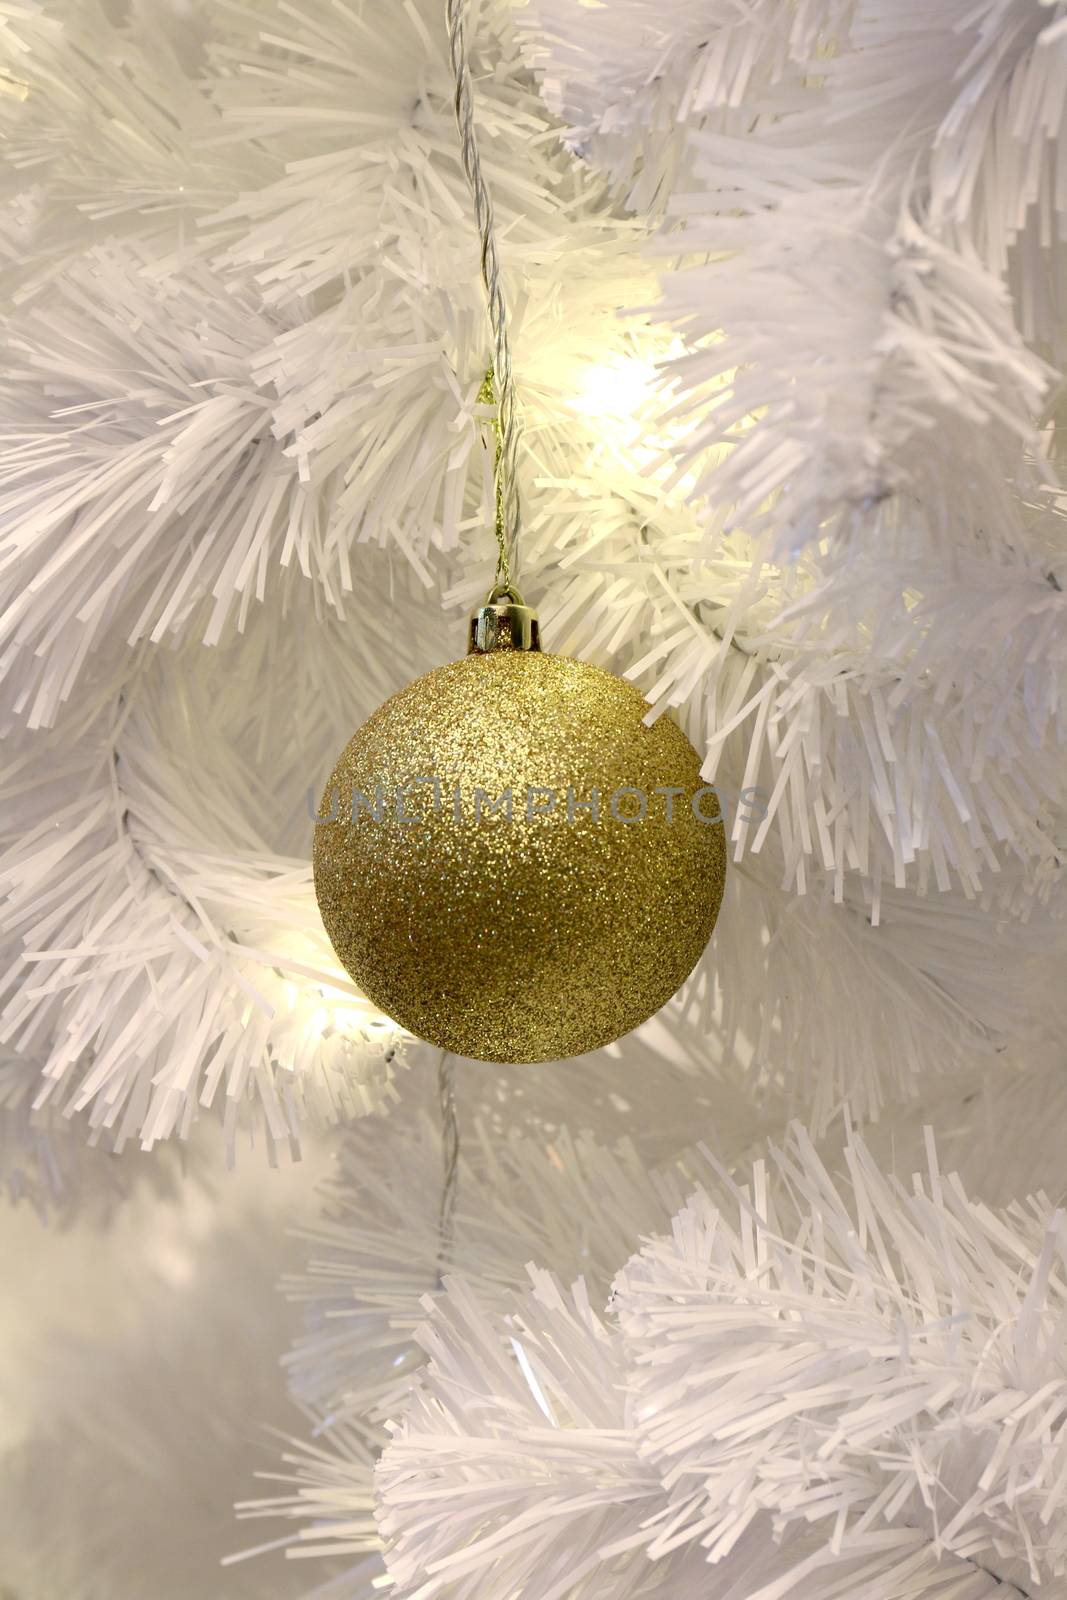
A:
[434,1048,459,1288]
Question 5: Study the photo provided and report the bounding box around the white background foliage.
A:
[1,0,1067,1595]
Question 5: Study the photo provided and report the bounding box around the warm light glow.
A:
[562,337,746,505]
[577,356,661,424]
[565,338,704,490]
[268,933,398,1042]
[0,73,29,103]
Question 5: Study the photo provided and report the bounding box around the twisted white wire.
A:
[445,0,522,588]
[434,1048,460,1287]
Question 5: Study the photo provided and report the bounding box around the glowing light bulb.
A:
[578,357,659,423]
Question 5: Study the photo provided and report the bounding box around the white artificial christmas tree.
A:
[379,1127,1067,1600]
[0,0,1066,1595]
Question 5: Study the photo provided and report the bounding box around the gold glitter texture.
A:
[313,651,726,1063]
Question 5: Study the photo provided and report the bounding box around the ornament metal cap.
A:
[468,583,541,654]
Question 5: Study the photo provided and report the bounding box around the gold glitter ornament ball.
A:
[313,597,726,1063]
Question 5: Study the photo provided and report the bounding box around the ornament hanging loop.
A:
[468,584,541,654]
[446,0,522,586]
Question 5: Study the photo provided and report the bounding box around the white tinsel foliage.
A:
[695,845,1067,1132]
[239,1062,1067,1592]
[0,586,434,1161]
[0,0,659,722]
[0,0,1066,1172]
[375,1127,1067,1600]
[519,0,847,211]
[233,1044,790,1580]
[522,0,1067,898]
[525,0,1067,519]
[0,0,236,288]
[4,0,1058,920]
[824,1056,1067,1213]
[274,1100,709,1435]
